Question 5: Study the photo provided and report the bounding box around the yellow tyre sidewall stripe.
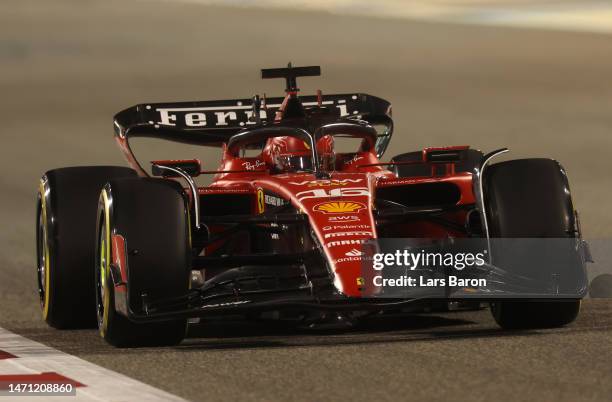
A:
[100,190,112,337]
[39,180,51,320]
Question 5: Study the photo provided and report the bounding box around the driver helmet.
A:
[263,135,334,173]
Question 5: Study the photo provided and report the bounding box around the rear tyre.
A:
[36,166,136,329]
[490,300,579,329]
[483,158,582,329]
[96,178,189,347]
[589,274,612,298]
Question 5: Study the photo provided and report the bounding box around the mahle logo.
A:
[314,201,366,214]
[326,239,367,248]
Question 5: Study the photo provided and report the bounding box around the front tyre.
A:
[483,158,583,329]
[490,300,580,329]
[96,178,189,347]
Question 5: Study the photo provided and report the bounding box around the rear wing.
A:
[113,93,393,155]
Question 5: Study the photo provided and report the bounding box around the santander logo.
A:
[345,248,365,257]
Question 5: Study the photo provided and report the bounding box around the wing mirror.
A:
[151,159,201,177]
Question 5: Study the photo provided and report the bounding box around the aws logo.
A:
[314,201,366,214]
[328,215,360,222]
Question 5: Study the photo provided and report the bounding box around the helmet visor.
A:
[277,155,313,172]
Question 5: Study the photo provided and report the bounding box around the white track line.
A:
[0,326,186,402]
[146,0,612,34]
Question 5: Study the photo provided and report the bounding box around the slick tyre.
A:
[96,178,189,347]
[490,300,580,329]
[483,158,581,329]
[36,166,137,329]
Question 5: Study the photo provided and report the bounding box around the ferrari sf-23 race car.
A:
[36,65,591,347]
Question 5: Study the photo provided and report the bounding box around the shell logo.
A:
[313,201,366,214]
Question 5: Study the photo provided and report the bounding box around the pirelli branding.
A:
[324,231,372,239]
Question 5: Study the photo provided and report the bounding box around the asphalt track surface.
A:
[1,1,612,401]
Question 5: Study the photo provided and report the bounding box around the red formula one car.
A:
[36,65,589,346]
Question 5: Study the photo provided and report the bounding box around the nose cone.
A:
[293,178,376,297]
